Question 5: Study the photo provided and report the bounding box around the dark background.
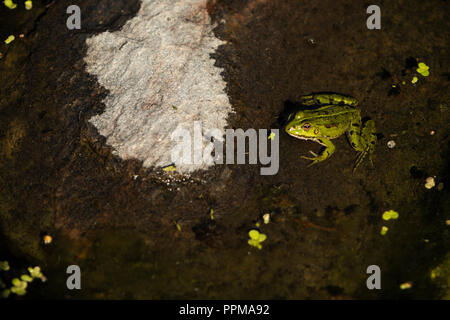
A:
[0,0,449,299]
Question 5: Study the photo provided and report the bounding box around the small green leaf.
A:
[418,62,429,70]
[382,210,399,221]
[24,0,32,10]
[21,274,33,282]
[174,221,181,231]
[4,35,15,44]
[163,165,176,172]
[11,286,26,295]
[416,62,430,77]
[4,0,17,9]
[248,230,260,240]
[28,266,45,280]
[12,278,21,286]
[1,289,10,298]
[248,229,267,249]
[0,261,9,271]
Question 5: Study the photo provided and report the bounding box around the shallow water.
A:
[0,0,449,299]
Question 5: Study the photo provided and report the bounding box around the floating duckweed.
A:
[3,0,17,9]
[24,0,32,10]
[163,165,176,172]
[173,221,181,231]
[1,289,10,298]
[416,62,430,77]
[2,265,47,296]
[249,230,259,239]
[380,226,389,235]
[10,278,27,295]
[400,282,412,290]
[20,274,33,282]
[263,213,270,224]
[425,176,435,189]
[4,35,15,44]
[411,76,418,84]
[382,210,399,221]
[28,266,46,281]
[0,261,10,271]
[268,132,275,140]
[430,267,441,279]
[248,229,267,249]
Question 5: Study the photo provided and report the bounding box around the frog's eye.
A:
[302,123,312,131]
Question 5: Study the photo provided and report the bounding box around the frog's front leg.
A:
[300,93,358,107]
[301,138,335,166]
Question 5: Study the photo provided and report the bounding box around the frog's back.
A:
[296,104,359,121]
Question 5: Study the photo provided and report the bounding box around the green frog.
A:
[285,93,377,171]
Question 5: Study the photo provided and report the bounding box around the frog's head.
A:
[285,111,319,139]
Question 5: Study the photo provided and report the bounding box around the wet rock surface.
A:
[0,0,449,298]
[85,0,232,173]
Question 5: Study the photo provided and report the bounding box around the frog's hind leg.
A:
[301,138,335,166]
[350,119,377,172]
[353,147,370,172]
[300,93,358,106]
[360,119,377,166]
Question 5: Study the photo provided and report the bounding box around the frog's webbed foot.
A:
[301,139,335,167]
[353,149,370,172]
[301,150,322,167]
